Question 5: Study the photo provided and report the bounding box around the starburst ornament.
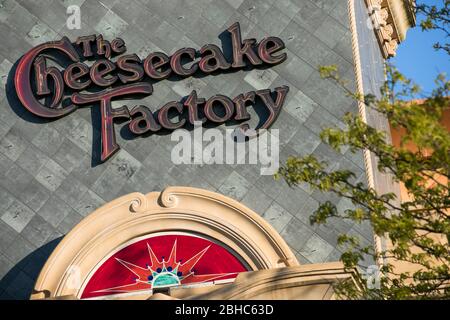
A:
[93,239,237,294]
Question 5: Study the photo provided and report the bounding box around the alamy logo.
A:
[362,265,382,289]
[66,5,81,30]
[171,122,279,175]
[366,3,384,31]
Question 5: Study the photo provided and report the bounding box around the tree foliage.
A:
[276,1,450,299]
[417,0,450,54]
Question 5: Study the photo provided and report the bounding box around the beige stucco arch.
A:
[31,186,300,299]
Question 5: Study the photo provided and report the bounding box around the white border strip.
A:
[347,0,384,268]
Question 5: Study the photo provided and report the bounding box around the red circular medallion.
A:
[81,233,248,299]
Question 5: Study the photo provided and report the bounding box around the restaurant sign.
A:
[14,22,289,161]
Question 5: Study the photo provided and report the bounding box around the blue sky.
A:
[391,0,449,95]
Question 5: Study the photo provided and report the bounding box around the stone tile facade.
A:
[0,0,375,299]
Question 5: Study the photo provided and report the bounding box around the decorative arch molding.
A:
[31,186,299,300]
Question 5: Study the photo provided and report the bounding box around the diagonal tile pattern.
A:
[0,0,375,299]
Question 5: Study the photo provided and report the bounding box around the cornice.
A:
[365,0,416,58]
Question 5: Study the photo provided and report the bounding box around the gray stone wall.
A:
[0,0,374,299]
[355,0,402,201]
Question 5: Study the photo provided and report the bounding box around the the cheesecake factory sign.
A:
[15,22,289,161]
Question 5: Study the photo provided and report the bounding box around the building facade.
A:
[0,0,413,299]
